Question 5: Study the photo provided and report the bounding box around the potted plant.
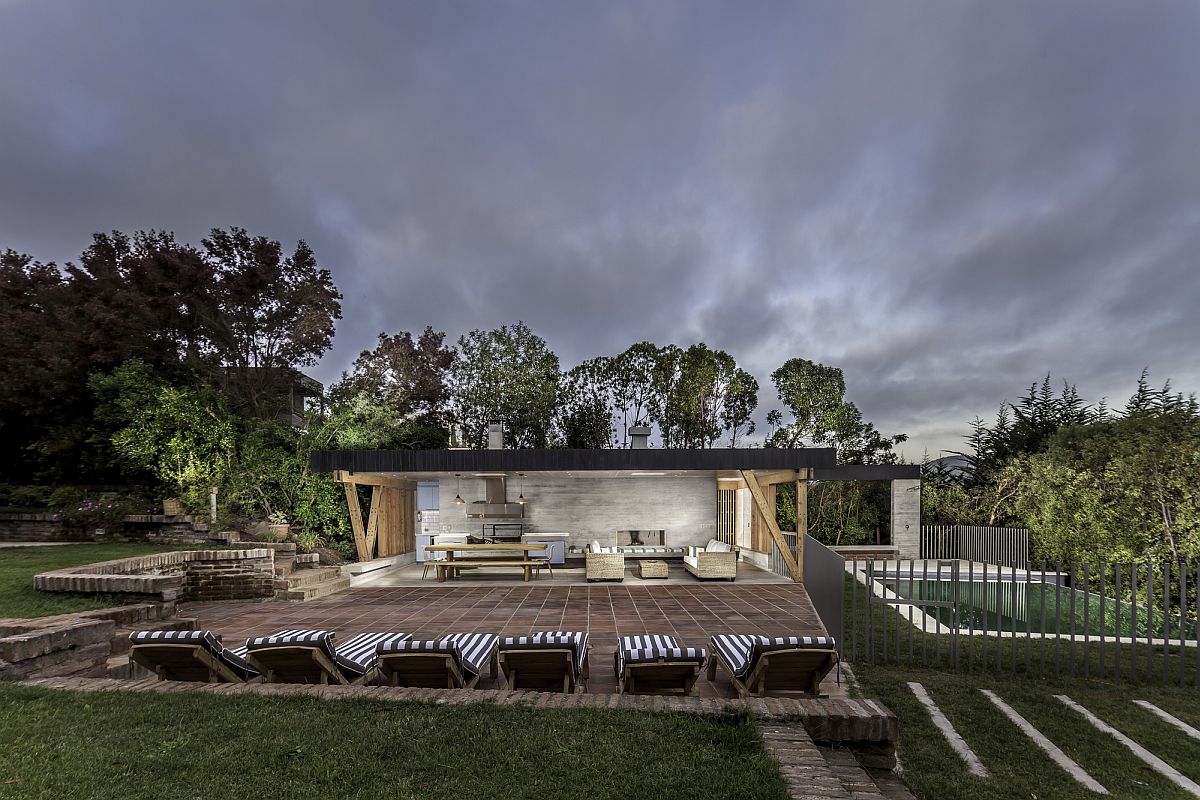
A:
[267,511,290,542]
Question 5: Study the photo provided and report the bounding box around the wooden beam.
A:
[751,469,801,486]
[740,470,800,581]
[364,485,381,559]
[342,481,370,561]
[333,470,413,490]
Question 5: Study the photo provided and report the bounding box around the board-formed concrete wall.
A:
[890,479,922,558]
[438,475,718,552]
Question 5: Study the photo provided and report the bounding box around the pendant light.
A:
[453,473,465,505]
[516,472,527,504]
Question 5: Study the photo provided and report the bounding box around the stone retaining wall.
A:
[0,512,210,543]
[0,603,176,680]
[34,549,276,603]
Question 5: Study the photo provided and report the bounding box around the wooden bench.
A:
[435,559,542,583]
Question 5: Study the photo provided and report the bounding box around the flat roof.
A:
[310,447,839,474]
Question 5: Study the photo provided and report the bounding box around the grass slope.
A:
[0,684,787,800]
[0,544,192,618]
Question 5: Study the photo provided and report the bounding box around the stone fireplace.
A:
[617,529,665,547]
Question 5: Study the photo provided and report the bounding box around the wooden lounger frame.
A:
[499,647,589,693]
[375,650,498,689]
[615,654,702,696]
[707,647,838,698]
[129,641,254,684]
[243,644,361,686]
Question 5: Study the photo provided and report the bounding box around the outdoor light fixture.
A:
[453,473,465,505]
[516,473,527,504]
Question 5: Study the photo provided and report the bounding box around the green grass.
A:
[0,544,193,619]
[0,683,787,800]
[855,662,1200,800]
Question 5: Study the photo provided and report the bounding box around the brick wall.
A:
[180,550,276,601]
[0,513,211,544]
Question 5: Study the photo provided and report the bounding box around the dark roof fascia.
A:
[812,464,922,481]
[310,447,838,474]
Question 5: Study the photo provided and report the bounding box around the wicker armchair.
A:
[683,543,739,581]
[586,550,625,582]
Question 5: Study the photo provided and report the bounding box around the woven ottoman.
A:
[638,560,668,579]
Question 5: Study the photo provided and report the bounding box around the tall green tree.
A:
[202,228,342,419]
[607,342,660,446]
[449,321,560,448]
[554,358,615,448]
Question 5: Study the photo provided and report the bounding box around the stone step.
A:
[283,567,343,589]
[109,617,198,655]
[275,576,351,602]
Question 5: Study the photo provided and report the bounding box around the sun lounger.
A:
[707,634,838,697]
[614,634,708,695]
[374,633,500,689]
[244,629,410,685]
[498,631,590,693]
[128,629,259,683]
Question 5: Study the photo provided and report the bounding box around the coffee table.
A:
[638,559,668,579]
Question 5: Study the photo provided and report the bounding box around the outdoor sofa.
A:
[683,538,739,580]
[586,542,625,581]
[614,634,707,695]
[707,634,838,697]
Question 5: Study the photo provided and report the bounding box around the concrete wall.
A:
[437,475,718,552]
[890,479,922,558]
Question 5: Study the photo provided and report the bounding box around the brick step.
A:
[821,745,915,800]
[275,576,351,602]
[109,618,198,655]
[282,567,343,589]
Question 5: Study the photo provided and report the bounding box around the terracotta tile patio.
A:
[181,583,840,698]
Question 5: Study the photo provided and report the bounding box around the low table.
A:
[638,560,668,579]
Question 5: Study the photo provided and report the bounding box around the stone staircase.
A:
[273,553,349,601]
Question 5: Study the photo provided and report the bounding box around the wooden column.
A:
[795,468,809,580]
[740,470,800,581]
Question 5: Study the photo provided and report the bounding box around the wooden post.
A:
[740,470,800,580]
[341,480,370,561]
[795,468,809,584]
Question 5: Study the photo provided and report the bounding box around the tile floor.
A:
[182,582,842,698]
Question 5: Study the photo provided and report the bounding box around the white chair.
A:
[422,533,469,579]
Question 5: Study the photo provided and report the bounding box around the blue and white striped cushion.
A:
[128,629,258,680]
[245,629,338,666]
[710,634,836,678]
[335,632,411,674]
[616,634,707,673]
[500,631,589,674]
[378,633,498,680]
[617,546,683,554]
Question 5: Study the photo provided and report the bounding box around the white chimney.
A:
[629,425,651,449]
[487,422,505,450]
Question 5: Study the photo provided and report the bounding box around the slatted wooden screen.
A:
[716,488,736,545]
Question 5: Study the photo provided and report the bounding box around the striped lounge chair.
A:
[244,629,410,685]
[614,635,708,696]
[374,633,500,689]
[498,631,590,693]
[707,634,838,698]
[128,629,259,683]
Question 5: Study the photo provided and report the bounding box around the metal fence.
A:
[846,558,1200,686]
[921,525,1030,569]
[767,532,845,657]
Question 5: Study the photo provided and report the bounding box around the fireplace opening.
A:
[617,529,665,547]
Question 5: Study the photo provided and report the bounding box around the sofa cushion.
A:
[683,555,699,569]
[590,540,602,553]
[705,539,733,553]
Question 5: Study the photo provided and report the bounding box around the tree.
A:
[554,358,615,448]
[608,342,661,446]
[201,227,342,418]
[331,326,455,447]
[655,344,759,448]
[766,358,905,463]
[449,321,560,448]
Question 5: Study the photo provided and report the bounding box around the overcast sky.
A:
[2,1,1198,458]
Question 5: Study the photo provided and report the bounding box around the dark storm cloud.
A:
[2,0,1198,457]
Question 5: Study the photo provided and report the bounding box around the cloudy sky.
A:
[2,1,1198,458]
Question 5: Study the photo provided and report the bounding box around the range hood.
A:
[466,476,525,518]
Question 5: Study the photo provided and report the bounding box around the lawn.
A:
[0,544,192,619]
[0,683,787,800]
[855,646,1200,799]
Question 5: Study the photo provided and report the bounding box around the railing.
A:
[845,557,1200,685]
[804,534,845,656]
[921,525,1030,569]
[766,532,845,656]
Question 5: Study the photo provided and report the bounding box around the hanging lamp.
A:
[516,472,528,504]
[453,473,465,505]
